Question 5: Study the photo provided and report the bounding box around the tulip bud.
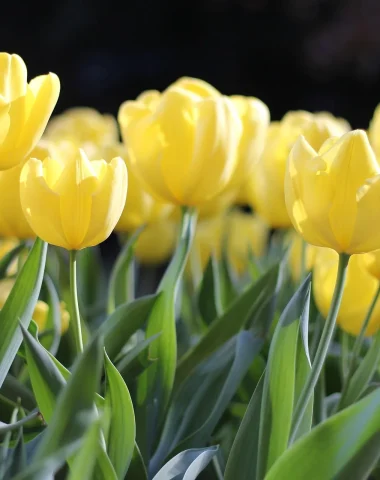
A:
[20,144,128,250]
[286,130,380,254]
[118,78,242,206]
[313,248,380,336]
[0,53,60,170]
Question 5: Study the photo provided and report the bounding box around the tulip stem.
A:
[69,250,83,354]
[290,252,350,443]
[338,281,380,405]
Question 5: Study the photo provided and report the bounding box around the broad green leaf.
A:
[108,229,142,314]
[22,326,66,422]
[0,238,47,388]
[152,446,218,480]
[151,332,261,473]
[0,242,25,279]
[101,294,159,362]
[0,375,36,411]
[4,427,26,478]
[176,263,279,385]
[265,388,380,480]
[67,418,103,480]
[197,256,220,325]
[116,333,160,381]
[224,374,265,480]
[136,208,197,458]
[217,252,238,311]
[338,329,380,410]
[104,351,135,479]
[257,276,311,479]
[33,333,103,464]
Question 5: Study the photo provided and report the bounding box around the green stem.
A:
[69,250,83,354]
[338,281,380,409]
[290,252,350,443]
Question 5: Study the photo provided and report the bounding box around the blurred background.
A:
[2,0,380,128]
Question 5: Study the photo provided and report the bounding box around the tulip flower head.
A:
[134,220,177,265]
[118,77,242,206]
[285,129,380,254]
[288,232,318,282]
[313,248,380,336]
[20,144,128,250]
[0,53,60,170]
[247,110,350,228]
[362,249,380,281]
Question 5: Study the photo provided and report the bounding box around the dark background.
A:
[3,0,380,129]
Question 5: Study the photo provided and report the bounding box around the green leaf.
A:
[265,388,380,480]
[101,294,160,362]
[152,446,218,480]
[0,238,47,389]
[104,351,136,479]
[136,208,197,458]
[116,333,160,381]
[0,242,25,279]
[0,411,44,439]
[257,275,311,479]
[151,332,261,474]
[0,375,36,411]
[224,374,265,480]
[108,229,142,314]
[339,329,380,410]
[67,417,104,480]
[127,443,148,480]
[217,252,238,311]
[197,256,220,325]
[176,263,279,386]
[5,427,26,478]
[31,332,103,460]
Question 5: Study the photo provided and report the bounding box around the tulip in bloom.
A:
[285,130,380,254]
[45,107,119,157]
[20,144,128,250]
[104,143,173,232]
[247,110,350,228]
[313,248,380,336]
[362,249,380,281]
[368,103,380,161]
[0,53,60,170]
[118,77,242,206]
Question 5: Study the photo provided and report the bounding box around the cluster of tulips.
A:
[4,49,380,477]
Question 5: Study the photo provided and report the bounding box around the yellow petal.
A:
[82,157,128,248]
[0,53,27,104]
[20,158,67,247]
[169,77,220,98]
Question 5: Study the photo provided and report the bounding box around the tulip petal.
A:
[20,158,67,247]
[170,77,221,98]
[82,157,128,247]
[0,53,27,104]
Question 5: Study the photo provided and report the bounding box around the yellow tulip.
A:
[313,248,380,336]
[0,141,57,239]
[286,129,380,254]
[0,278,70,333]
[288,232,318,282]
[45,107,119,157]
[134,220,177,265]
[247,110,349,228]
[20,144,128,250]
[118,77,242,206]
[226,210,269,275]
[368,104,380,160]
[101,143,173,232]
[0,53,60,170]
[189,215,224,273]
[230,95,270,187]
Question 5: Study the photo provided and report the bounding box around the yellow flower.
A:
[230,95,270,187]
[226,210,269,275]
[0,53,60,170]
[118,77,242,206]
[134,220,177,265]
[0,141,56,239]
[247,110,349,228]
[288,232,318,282]
[368,104,380,160]
[286,130,380,254]
[313,248,380,336]
[0,278,70,333]
[102,143,173,232]
[362,249,380,281]
[20,144,128,250]
[189,215,224,273]
[45,107,119,157]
